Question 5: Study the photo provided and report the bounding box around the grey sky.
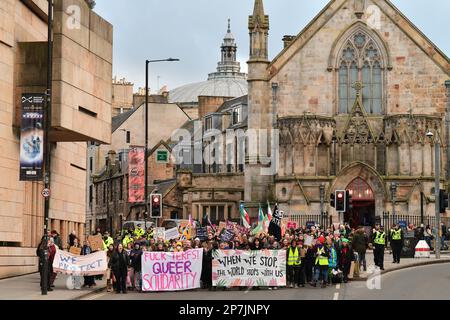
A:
[93,0,450,93]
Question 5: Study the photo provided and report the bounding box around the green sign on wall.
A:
[156,150,169,163]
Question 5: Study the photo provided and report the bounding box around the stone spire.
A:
[249,0,269,61]
[208,19,247,80]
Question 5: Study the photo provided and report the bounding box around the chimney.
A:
[282,35,295,48]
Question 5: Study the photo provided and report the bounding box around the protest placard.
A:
[53,249,107,276]
[306,221,316,229]
[212,250,286,287]
[304,234,314,247]
[141,249,203,291]
[287,221,298,230]
[87,235,103,251]
[154,227,165,241]
[165,227,180,240]
[220,228,235,242]
[216,221,227,236]
[69,246,81,255]
[196,227,208,241]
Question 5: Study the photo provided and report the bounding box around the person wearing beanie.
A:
[339,238,354,283]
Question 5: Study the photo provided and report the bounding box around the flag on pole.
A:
[268,203,282,241]
[239,203,251,229]
[188,214,193,226]
[267,201,273,222]
[263,210,269,233]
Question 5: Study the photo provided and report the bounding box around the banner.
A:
[19,94,45,181]
[212,250,286,287]
[141,249,203,291]
[128,146,145,203]
[53,249,107,276]
[287,221,298,230]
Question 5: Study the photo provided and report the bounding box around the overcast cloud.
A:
[93,0,450,93]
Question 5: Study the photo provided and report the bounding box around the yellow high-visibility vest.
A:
[391,229,402,241]
[315,247,329,266]
[288,247,301,266]
[374,231,386,245]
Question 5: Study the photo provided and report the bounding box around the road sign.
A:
[156,150,169,163]
[41,188,50,198]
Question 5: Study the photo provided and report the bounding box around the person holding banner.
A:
[130,243,143,292]
[286,239,301,288]
[36,236,53,292]
[110,244,130,294]
[311,237,329,288]
[81,240,96,288]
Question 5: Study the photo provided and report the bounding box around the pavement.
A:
[1,250,449,300]
[0,273,106,300]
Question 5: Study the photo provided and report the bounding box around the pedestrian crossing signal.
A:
[330,192,335,208]
[335,190,346,212]
[150,194,162,218]
[439,189,448,214]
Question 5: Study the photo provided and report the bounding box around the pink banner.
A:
[128,146,145,203]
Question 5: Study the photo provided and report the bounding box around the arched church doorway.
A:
[346,177,375,228]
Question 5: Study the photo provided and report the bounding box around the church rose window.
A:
[338,30,383,114]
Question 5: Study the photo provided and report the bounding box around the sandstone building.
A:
[0,0,112,278]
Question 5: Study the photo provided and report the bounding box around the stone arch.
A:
[328,161,387,216]
[327,21,392,71]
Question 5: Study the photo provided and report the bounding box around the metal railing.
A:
[381,212,450,231]
[286,212,330,229]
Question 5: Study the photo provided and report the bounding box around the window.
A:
[126,131,131,144]
[89,185,93,206]
[119,177,123,200]
[338,31,383,114]
[89,157,93,172]
[103,183,106,204]
[205,117,212,130]
[231,107,241,125]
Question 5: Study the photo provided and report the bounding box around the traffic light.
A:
[330,192,335,208]
[150,194,162,218]
[346,190,352,212]
[335,190,346,212]
[439,189,449,214]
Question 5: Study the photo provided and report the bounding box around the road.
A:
[84,263,450,300]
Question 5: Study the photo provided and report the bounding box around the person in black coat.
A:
[339,239,354,283]
[129,243,142,291]
[81,241,96,287]
[110,243,130,294]
[201,242,213,290]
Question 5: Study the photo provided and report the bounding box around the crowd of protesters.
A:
[37,220,449,293]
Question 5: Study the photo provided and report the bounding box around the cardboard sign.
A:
[154,227,166,241]
[165,227,180,240]
[69,246,81,255]
[212,250,286,287]
[53,249,107,276]
[141,249,203,291]
[87,235,103,251]
[217,222,227,236]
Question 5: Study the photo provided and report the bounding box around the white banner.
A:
[141,249,203,292]
[52,249,107,276]
[164,227,180,240]
[212,249,286,287]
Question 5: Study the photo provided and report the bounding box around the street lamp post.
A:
[427,130,441,259]
[145,58,179,228]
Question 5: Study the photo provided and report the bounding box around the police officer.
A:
[122,232,134,248]
[134,224,145,239]
[287,239,301,288]
[103,231,114,251]
[372,225,386,270]
[390,224,404,264]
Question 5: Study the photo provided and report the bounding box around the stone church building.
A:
[244,0,450,226]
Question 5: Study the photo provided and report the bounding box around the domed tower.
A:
[208,19,247,80]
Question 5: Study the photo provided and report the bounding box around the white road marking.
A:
[83,292,107,300]
[336,284,341,289]
[333,292,339,300]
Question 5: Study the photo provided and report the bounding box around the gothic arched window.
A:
[338,31,383,114]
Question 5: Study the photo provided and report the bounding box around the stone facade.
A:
[0,0,112,278]
[245,0,450,226]
[112,77,134,116]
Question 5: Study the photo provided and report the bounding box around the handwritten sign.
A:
[141,249,203,291]
[87,235,103,251]
[165,227,180,240]
[212,250,286,287]
[304,234,314,247]
[217,222,227,236]
[154,227,166,241]
[306,221,316,229]
[69,246,81,255]
[53,249,107,276]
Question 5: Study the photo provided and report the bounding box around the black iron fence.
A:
[287,212,330,228]
[381,212,450,231]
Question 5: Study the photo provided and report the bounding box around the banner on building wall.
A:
[19,94,45,181]
[141,249,203,292]
[53,249,107,276]
[128,146,145,203]
[212,249,286,287]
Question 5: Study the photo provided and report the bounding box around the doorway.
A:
[345,177,376,228]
